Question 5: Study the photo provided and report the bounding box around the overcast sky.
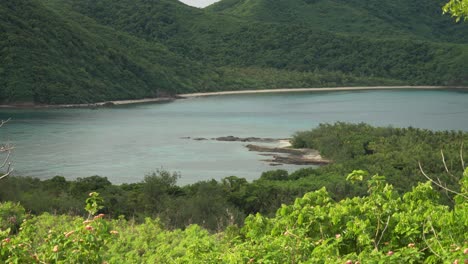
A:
[179,0,220,8]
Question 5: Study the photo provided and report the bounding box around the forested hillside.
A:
[68,0,468,84]
[208,0,468,43]
[0,0,222,104]
[1,0,468,104]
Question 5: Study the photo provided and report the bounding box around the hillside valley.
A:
[0,0,467,104]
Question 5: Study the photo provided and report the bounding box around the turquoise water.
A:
[1,89,468,184]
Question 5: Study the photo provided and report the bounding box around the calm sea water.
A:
[1,89,468,184]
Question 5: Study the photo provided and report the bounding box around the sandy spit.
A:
[1,86,467,109]
[178,86,467,98]
[0,97,175,109]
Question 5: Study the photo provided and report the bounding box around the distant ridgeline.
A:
[1,0,467,104]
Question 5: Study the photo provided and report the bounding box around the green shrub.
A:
[0,202,26,234]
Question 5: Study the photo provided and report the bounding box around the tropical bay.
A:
[1,0,468,262]
[2,89,468,184]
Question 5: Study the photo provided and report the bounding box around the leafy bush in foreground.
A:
[0,169,466,263]
[0,192,116,263]
[229,170,467,263]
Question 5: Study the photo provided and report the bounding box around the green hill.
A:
[1,0,468,104]
[0,0,218,104]
[66,0,468,85]
[207,0,468,43]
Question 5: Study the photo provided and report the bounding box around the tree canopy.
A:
[444,0,468,21]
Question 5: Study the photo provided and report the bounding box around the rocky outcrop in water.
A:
[185,136,285,143]
[245,144,304,155]
[214,136,282,143]
[182,135,331,166]
[246,144,331,165]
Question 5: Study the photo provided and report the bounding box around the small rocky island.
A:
[183,136,331,166]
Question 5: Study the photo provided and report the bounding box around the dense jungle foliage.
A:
[208,0,468,43]
[1,0,468,104]
[0,167,466,262]
[67,0,468,84]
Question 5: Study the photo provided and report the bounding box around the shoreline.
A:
[0,97,175,109]
[178,86,468,98]
[1,85,467,109]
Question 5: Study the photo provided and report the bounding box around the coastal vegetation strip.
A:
[1,122,465,232]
